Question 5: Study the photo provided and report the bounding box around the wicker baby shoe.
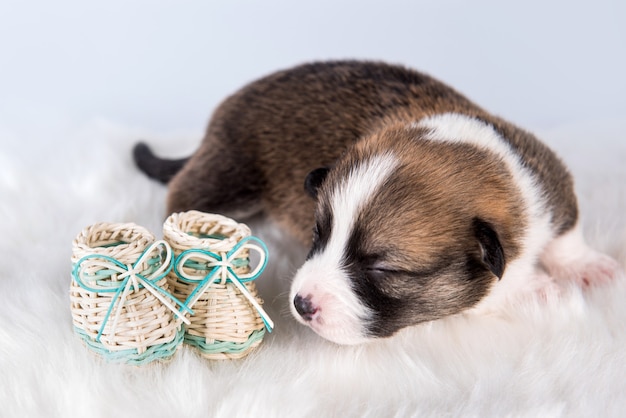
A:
[70,222,191,365]
[163,211,274,360]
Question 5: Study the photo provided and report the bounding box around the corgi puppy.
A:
[134,61,621,344]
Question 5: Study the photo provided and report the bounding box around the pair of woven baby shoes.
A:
[69,210,273,365]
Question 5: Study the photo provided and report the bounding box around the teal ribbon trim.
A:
[74,325,184,365]
[184,329,266,356]
[72,241,193,342]
[174,236,273,332]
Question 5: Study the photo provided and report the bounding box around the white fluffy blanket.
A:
[1,118,625,417]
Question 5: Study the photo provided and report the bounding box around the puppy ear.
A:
[472,218,505,279]
[304,167,330,199]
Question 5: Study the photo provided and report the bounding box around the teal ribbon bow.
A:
[72,240,192,343]
[174,236,274,332]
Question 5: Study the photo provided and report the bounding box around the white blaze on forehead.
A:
[326,152,400,261]
[289,152,399,345]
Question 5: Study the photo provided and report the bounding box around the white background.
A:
[1,0,624,148]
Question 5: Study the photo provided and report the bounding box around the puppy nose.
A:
[294,294,318,321]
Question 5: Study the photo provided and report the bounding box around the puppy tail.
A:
[132,142,189,184]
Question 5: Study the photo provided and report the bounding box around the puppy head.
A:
[289,120,524,344]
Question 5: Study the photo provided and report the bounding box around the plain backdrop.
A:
[1,0,625,151]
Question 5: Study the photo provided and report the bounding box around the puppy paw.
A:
[572,251,622,287]
[547,250,622,288]
[541,227,624,289]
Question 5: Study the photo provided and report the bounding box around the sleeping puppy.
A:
[134,60,621,345]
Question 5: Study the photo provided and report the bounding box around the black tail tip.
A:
[133,142,154,165]
[131,141,189,184]
[132,141,164,182]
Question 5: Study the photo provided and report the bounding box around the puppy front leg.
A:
[540,224,623,287]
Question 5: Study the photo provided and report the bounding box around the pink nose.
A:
[294,294,318,321]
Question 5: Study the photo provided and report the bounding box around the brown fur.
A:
[162,61,576,245]
[134,60,586,340]
[310,125,525,334]
[346,124,524,266]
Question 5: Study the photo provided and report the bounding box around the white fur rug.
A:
[1,117,625,417]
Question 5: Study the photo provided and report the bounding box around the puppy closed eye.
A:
[364,260,433,284]
[361,263,414,297]
[364,261,401,279]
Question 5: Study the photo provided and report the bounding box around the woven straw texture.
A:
[163,211,266,359]
[70,223,183,364]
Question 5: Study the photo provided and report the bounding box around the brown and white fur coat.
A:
[134,60,621,345]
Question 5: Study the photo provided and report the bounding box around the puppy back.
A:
[180,61,577,241]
